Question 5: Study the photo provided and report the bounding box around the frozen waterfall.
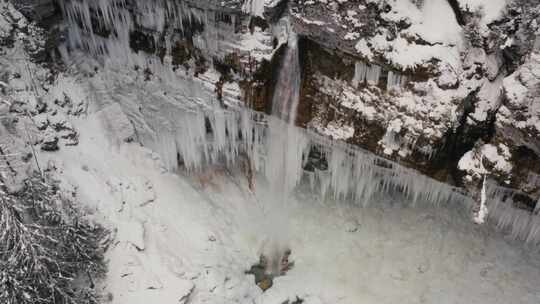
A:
[56,0,540,249]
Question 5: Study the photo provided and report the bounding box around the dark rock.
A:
[282,297,304,304]
[446,0,466,26]
[60,129,79,146]
[13,0,58,22]
[41,132,59,151]
[36,101,47,114]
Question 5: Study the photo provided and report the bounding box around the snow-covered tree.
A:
[0,174,109,304]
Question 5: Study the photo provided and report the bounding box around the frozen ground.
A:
[38,106,540,304]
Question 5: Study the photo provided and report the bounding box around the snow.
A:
[43,74,87,108]
[357,0,464,69]
[405,0,462,45]
[316,74,378,120]
[5,1,539,303]
[458,144,513,181]
[238,26,274,61]
[472,76,503,122]
[96,103,137,143]
[315,120,355,140]
[0,5,12,38]
[370,34,462,69]
[499,51,540,138]
[458,0,509,24]
[303,0,465,71]
[42,110,540,304]
[353,39,373,60]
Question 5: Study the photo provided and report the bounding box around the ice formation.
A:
[127,95,540,246]
[242,0,266,17]
[387,70,408,91]
[352,61,367,88]
[473,175,489,225]
[58,0,240,60]
[352,61,383,86]
[353,61,407,90]
[56,0,540,247]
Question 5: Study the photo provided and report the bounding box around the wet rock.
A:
[246,249,293,292]
[257,278,272,291]
[246,262,269,290]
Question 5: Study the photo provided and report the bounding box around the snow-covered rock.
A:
[458,143,513,182]
[41,128,59,151]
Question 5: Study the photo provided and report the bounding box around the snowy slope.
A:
[41,108,540,304]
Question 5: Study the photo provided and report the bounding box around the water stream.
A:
[258,27,304,276]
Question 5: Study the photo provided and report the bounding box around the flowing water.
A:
[271,32,301,125]
[259,29,304,275]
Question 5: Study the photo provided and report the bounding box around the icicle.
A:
[366,64,381,85]
[352,61,367,88]
[473,175,489,225]
[387,71,407,91]
[242,0,266,17]
[526,215,540,245]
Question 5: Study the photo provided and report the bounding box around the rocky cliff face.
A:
[290,0,539,215]
[14,0,540,233]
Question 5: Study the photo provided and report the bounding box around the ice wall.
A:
[58,0,239,60]
[242,0,266,17]
[148,100,540,245]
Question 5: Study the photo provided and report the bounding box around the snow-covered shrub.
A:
[0,174,109,304]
